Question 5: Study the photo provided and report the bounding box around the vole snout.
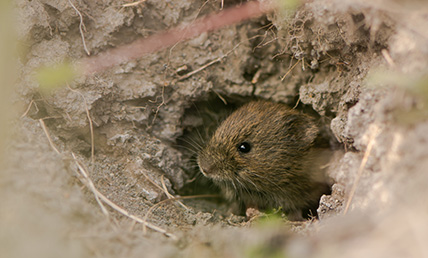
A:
[197,158,214,177]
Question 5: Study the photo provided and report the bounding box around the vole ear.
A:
[283,113,319,146]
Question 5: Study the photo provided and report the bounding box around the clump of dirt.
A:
[2,0,428,257]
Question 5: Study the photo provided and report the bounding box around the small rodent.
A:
[197,101,330,220]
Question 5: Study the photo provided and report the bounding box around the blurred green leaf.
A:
[276,0,301,10]
[246,244,286,258]
[35,62,76,93]
[253,207,288,228]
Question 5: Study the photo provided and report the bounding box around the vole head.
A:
[197,101,319,191]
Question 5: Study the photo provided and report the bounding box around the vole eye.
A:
[237,142,251,153]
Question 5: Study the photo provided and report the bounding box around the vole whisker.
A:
[234,177,252,197]
[179,137,203,152]
[174,143,198,155]
[240,174,261,192]
[229,180,238,193]
[194,127,206,147]
[250,173,283,192]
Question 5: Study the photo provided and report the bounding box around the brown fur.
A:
[197,101,330,220]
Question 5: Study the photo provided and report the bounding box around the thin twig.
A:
[138,170,188,210]
[21,100,34,118]
[39,119,60,155]
[195,0,212,20]
[213,89,227,105]
[39,108,176,239]
[67,85,95,163]
[177,57,223,81]
[176,43,242,82]
[344,125,380,214]
[255,36,279,49]
[139,172,166,192]
[161,175,188,210]
[71,153,177,239]
[122,0,147,7]
[142,194,219,234]
[280,59,300,81]
[72,152,110,216]
[142,170,189,210]
[292,98,300,109]
[381,49,395,68]
[68,0,90,55]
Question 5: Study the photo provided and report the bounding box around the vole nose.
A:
[199,163,213,177]
[197,157,215,177]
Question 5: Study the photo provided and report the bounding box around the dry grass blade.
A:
[72,152,110,216]
[142,194,218,234]
[344,125,380,214]
[281,59,300,81]
[39,119,60,155]
[213,89,228,105]
[161,175,189,210]
[175,42,242,82]
[39,121,176,239]
[71,152,178,239]
[21,100,34,118]
[138,171,189,211]
[68,0,90,55]
[381,49,395,67]
[176,56,224,81]
[139,172,188,210]
[122,0,147,7]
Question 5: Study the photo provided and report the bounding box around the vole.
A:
[197,101,331,220]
